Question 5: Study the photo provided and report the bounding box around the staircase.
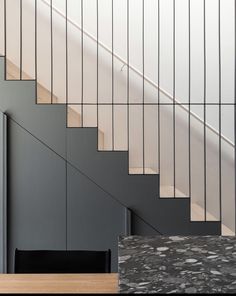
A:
[1,0,236,235]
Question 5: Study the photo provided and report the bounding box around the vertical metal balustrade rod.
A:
[50,0,53,103]
[157,0,160,190]
[20,0,22,80]
[127,0,130,169]
[203,0,207,221]
[234,0,236,235]
[81,0,84,127]
[112,0,114,150]
[218,0,222,229]
[4,0,6,79]
[65,0,68,249]
[188,0,192,206]
[35,0,37,99]
[142,0,145,174]
[173,0,176,197]
[97,0,99,130]
[66,0,68,108]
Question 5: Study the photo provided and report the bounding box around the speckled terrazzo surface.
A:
[118,236,236,294]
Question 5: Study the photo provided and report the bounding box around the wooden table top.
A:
[0,273,118,294]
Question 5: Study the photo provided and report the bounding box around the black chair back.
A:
[14,249,111,273]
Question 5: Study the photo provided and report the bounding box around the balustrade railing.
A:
[0,0,235,235]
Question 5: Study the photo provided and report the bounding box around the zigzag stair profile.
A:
[0,56,222,235]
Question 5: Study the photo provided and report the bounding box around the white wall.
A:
[34,0,235,141]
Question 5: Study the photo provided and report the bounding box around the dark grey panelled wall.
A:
[7,119,67,272]
[7,119,127,272]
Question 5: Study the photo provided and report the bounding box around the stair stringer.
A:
[0,57,221,235]
[67,128,221,235]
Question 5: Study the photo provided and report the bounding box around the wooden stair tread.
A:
[160,185,187,198]
[129,168,157,175]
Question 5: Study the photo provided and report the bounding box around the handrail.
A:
[40,0,234,148]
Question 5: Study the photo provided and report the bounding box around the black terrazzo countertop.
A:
[118,236,236,294]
